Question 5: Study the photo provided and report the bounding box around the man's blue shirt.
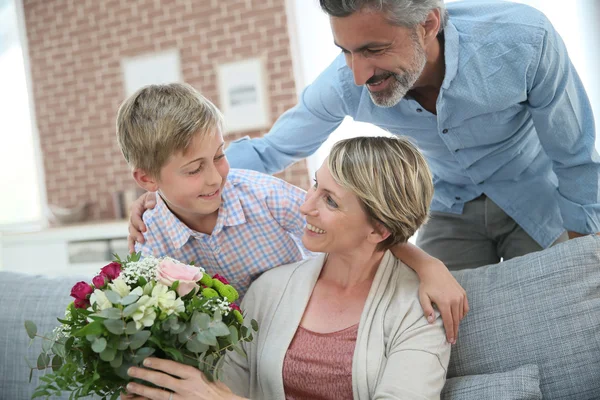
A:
[226,1,600,248]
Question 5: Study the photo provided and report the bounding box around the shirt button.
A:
[442,129,448,134]
[416,108,423,113]
[455,197,461,200]
[454,149,460,152]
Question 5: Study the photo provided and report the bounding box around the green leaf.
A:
[37,353,50,369]
[74,320,105,337]
[104,319,125,335]
[125,321,139,335]
[42,338,55,353]
[100,347,117,362]
[251,319,259,332]
[123,303,140,318]
[196,330,217,346]
[210,321,231,337]
[110,351,123,368]
[51,341,66,358]
[164,347,183,362]
[129,330,151,350]
[25,320,37,339]
[171,280,180,291]
[132,347,155,364]
[229,326,239,345]
[97,307,122,319]
[28,368,33,383]
[120,294,139,306]
[104,290,121,304]
[51,355,63,372]
[117,337,130,350]
[92,337,107,353]
[65,337,74,353]
[191,312,210,331]
[232,343,247,359]
[186,339,209,353]
[240,325,249,338]
[213,310,222,322]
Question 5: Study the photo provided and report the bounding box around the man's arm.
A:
[527,15,600,236]
[225,55,349,174]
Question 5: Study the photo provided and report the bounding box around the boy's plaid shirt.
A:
[135,169,312,299]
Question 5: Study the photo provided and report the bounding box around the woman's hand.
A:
[417,259,469,345]
[128,192,157,253]
[125,357,242,400]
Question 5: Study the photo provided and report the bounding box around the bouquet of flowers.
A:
[24,253,258,400]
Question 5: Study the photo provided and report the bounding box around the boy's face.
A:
[157,128,230,225]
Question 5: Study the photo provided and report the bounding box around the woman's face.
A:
[299,160,379,254]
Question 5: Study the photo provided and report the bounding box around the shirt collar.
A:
[441,20,460,90]
[155,179,247,249]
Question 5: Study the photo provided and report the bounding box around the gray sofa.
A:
[1,236,599,399]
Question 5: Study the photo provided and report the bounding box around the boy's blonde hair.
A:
[116,83,224,178]
[328,136,433,250]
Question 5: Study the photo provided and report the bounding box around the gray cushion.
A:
[442,364,542,400]
[450,235,600,400]
[0,271,90,400]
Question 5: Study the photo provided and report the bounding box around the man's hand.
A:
[417,261,469,345]
[128,192,157,253]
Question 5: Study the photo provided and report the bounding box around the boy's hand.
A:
[128,192,157,252]
[418,260,469,345]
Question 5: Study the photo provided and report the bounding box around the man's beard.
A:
[367,34,427,108]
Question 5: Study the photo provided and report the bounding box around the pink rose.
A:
[230,303,241,312]
[156,259,204,296]
[212,274,230,285]
[100,262,122,281]
[74,298,90,309]
[70,281,93,301]
[92,274,107,288]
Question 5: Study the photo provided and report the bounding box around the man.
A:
[223,0,600,269]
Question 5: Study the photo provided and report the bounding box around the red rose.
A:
[74,298,90,309]
[92,274,107,288]
[212,274,229,285]
[230,303,241,312]
[100,262,122,281]
[70,281,93,300]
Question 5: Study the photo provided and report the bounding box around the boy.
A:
[117,83,466,342]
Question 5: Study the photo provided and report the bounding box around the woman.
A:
[125,136,450,399]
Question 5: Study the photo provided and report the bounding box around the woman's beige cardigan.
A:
[221,251,450,399]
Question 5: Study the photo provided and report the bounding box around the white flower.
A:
[152,284,185,316]
[108,277,131,298]
[89,289,112,310]
[131,295,158,329]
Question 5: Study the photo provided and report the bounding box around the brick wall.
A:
[23,0,309,221]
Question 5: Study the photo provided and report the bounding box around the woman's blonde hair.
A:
[116,83,223,178]
[328,136,433,250]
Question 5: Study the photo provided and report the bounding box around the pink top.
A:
[283,324,359,400]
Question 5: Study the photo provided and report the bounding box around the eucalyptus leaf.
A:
[196,330,217,346]
[132,347,155,364]
[232,343,247,359]
[229,326,239,345]
[42,338,55,353]
[251,319,259,332]
[125,321,139,335]
[129,330,151,350]
[25,320,37,339]
[51,355,63,372]
[163,347,183,362]
[117,337,130,350]
[37,353,50,369]
[110,351,123,368]
[98,307,123,320]
[103,319,125,335]
[104,290,121,304]
[191,312,210,331]
[120,294,140,306]
[51,341,66,358]
[91,337,107,353]
[100,347,117,362]
[123,303,140,318]
[209,321,231,337]
[213,310,222,322]
[186,339,209,353]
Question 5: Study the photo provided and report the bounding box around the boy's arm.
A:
[390,242,469,344]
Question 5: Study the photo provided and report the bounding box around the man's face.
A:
[331,9,427,107]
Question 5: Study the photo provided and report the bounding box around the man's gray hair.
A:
[319,0,448,32]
